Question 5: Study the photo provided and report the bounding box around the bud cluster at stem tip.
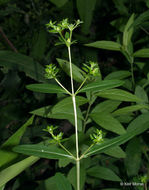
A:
[43,125,63,143]
[46,19,83,47]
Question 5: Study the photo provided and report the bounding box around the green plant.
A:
[0,16,149,190]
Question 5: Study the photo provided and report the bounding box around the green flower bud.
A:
[82,61,101,79]
[90,129,104,144]
[45,64,59,79]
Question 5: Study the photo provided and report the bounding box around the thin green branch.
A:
[59,142,76,160]
[75,77,88,95]
[55,78,72,96]
[83,102,92,133]
[80,144,94,160]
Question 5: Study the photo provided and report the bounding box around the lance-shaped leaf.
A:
[90,112,126,135]
[0,115,34,169]
[0,51,46,82]
[13,144,74,160]
[78,80,124,93]
[84,113,149,157]
[133,48,149,58]
[112,104,149,116]
[0,156,39,187]
[26,84,66,94]
[85,41,121,51]
[123,14,134,48]
[30,104,83,131]
[105,70,131,80]
[87,166,121,181]
[57,58,85,82]
[51,96,88,113]
[91,100,121,114]
[96,89,141,102]
[44,172,72,190]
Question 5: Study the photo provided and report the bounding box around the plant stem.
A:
[130,61,135,88]
[75,77,88,95]
[80,143,94,160]
[68,45,80,190]
[83,102,92,133]
[55,78,72,95]
[59,142,76,160]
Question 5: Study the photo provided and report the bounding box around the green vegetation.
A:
[0,1,149,190]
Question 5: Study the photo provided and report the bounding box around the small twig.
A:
[0,27,18,53]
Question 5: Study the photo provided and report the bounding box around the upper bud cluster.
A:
[46,19,83,47]
[46,19,83,33]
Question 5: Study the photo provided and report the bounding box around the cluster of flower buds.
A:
[90,129,104,144]
[43,125,63,143]
[46,19,83,33]
[46,19,83,47]
[45,64,59,79]
[82,61,101,80]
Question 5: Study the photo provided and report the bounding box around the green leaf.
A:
[135,86,148,103]
[76,0,97,34]
[133,48,149,58]
[104,145,126,158]
[13,144,74,160]
[132,10,149,28]
[105,70,131,80]
[79,80,124,93]
[0,156,39,187]
[85,41,121,51]
[135,86,149,113]
[45,172,72,190]
[123,14,134,48]
[84,113,149,157]
[0,116,34,169]
[96,89,141,102]
[0,185,5,190]
[30,29,47,60]
[30,104,83,131]
[112,104,149,116]
[49,0,68,8]
[57,58,85,83]
[26,84,66,94]
[0,51,46,82]
[91,100,121,114]
[52,96,88,113]
[87,166,121,181]
[67,166,86,190]
[90,112,126,135]
[124,137,142,176]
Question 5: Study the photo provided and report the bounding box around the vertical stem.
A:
[68,46,80,190]
[83,102,92,133]
[130,61,135,88]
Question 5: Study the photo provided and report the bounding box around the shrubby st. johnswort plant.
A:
[0,16,149,190]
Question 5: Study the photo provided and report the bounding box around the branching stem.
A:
[59,142,76,160]
[75,77,88,95]
[55,78,72,95]
[80,143,94,160]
